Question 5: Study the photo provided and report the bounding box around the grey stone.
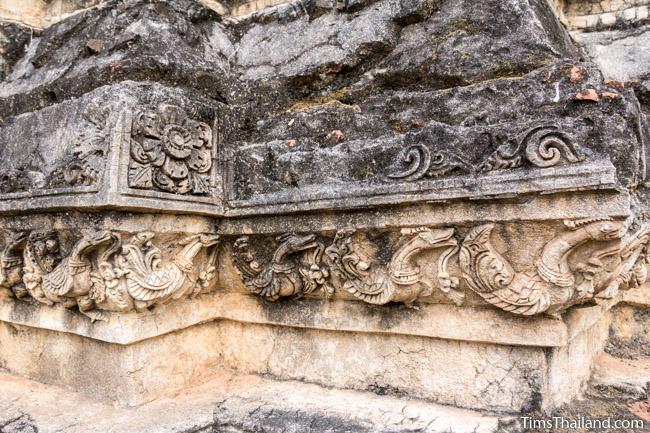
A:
[0,22,32,83]
[0,1,649,430]
[573,24,650,82]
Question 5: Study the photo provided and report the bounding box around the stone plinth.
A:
[0,0,649,427]
[0,291,610,412]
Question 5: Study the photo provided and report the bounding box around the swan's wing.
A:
[345,273,393,305]
[126,266,184,301]
[42,260,71,297]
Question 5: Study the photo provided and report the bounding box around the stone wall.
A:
[0,0,648,429]
[0,0,313,28]
[0,0,106,28]
[553,0,650,112]
[558,0,650,30]
[6,0,645,31]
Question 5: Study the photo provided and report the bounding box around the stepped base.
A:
[591,353,650,399]
[608,288,650,359]
[0,367,516,433]
[0,292,611,413]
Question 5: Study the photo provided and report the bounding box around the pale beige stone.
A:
[600,11,618,24]
[544,312,610,410]
[0,293,614,412]
[214,320,548,412]
[0,319,223,406]
[623,6,638,18]
[0,368,514,433]
[591,353,650,397]
[0,292,572,346]
[608,304,650,352]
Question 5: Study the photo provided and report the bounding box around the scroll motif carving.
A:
[384,126,584,182]
[0,100,110,194]
[459,220,649,316]
[59,99,111,187]
[0,230,219,321]
[481,125,583,172]
[128,104,213,195]
[325,228,464,305]
[387,144,468,181]
[232,233,332,301]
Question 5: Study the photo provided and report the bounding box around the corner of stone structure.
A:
[0,0,649,431]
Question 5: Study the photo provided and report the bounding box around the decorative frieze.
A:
[232,220,650,316]
[3,218,648,320]
[2,230,219,321]
[325,228,463,305]
[232,233,332,301]
[459,220,649,315]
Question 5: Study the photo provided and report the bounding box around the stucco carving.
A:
[387,145,468,181]
[90,232,220,315]
[1,218,649,319]
[384,126,585,182]
[0,231,28,298]
[1,230,219,320]
[0,100,110,194]
[481,126,584,172]
[230,220,650,316]
[129,104,214,195]
[325,228,464,305]
[59,100,111,187]
[459,219,649,316]
[232,233,332,301]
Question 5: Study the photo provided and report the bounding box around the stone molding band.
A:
[1,217,647,320]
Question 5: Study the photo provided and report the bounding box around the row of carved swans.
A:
[459,220,649,315]
[1,218,648,320]
[0,230,219,321]
[232,219,650,316]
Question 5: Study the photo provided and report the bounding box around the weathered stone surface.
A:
[0,0,649,427]
[0,0,646,216]
[0,0,229,117]
[0,368,517,433]
[0,292,577,346]
[591,352,650,399]
[607,303,650,358]
[544,309,610,410]
[0,82,226,213]
[0,21,31,83]
[557,0,650,30]
[0,0,106,28]
[523,347,648,433]
[0,290,613,412]
[573,24,650,81]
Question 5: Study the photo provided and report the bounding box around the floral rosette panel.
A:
[129,104,213,195]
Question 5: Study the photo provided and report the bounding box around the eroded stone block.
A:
[0,0,648,423]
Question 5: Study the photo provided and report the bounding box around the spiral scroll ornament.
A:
[523,126,583,168]
[482,125,584,172]
[387,144,467,181]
